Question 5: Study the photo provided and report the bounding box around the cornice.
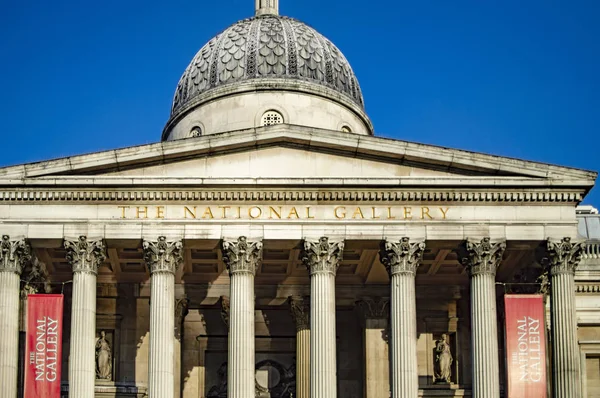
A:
[0,188,584,203]
[575,284,600,294]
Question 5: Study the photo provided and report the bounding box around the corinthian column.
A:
[546,237,584,398]
[143,237,183,398]
[289,296,310,398]
[302,237,344,398]
[379,237,425,398]
[460,237,506,398]
[64,236,106,398]
[0,236,30,398]
[221,236,262,398]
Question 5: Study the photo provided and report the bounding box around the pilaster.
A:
[222,236,262,398]
[289,296,310,398]
[143,237,183,398]
[380,237,425,398]
[302,237,344,398]
[64,236,106,398]
[459,237,506,398]
[0,236,30,398]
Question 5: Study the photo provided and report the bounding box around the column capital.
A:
[379,237,425,277]
[460,237,506,277]
[356,296,390,320]
[289,296,310,331]
[302,237,344,275]
[143,236,183,274]
[0,235,31,275]
[222,236,262,275]
[545,237,585,276]
[64,236,106,275]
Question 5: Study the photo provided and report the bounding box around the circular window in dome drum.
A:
[190,126,202,137]
[261,111,284,126]
[341,125,352,133]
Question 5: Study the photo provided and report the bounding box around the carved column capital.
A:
[379,237,425,277]
[545,237,585,276]
[220,296,230,328]
[222,236,263,275]
[302,237,344,275]
[460,237,506,277]
[143,236,183,274]
[356,296,390,319]
[21,257,51,295]
[64,236,106,275]
[0,235,31,275]
[174,298,190,340]
[289,296,310,331]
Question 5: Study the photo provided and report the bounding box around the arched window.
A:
[261,110,284,126]
[341,125,352,133]
[190,126,202,137]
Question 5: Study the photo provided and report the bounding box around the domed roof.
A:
[170,14,364,118]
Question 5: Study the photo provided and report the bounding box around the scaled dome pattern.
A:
[171,15,364,116]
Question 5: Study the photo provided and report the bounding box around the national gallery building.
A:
[1,1,599,398]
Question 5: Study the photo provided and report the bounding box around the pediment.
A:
[0,126,595,189]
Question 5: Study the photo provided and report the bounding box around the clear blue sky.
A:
[1,0,599,203]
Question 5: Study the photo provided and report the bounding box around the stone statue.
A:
[435,334,453,383]
[95,331,112,380]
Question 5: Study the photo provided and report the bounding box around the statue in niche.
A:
[95,331,112,380]
[435,334,453,383]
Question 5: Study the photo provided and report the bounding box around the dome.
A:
[163,5,373,141]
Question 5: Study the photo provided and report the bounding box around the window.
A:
[341,125,352,133]
[190,126,202,137]
[261,110,284,126]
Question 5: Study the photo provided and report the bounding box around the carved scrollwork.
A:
[289,296,310,331]
[379,237,425,277]
[459,237,506,277]
[64,236,106,275]
[222,236,263,275]
[544,237,585,276]
[302,237,344,276]
[0,235,31,275]
[142,236,183,274]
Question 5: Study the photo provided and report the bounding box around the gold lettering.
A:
[136,206,148,219]
[421,207,433,220]
[118,206,130,219]
[249,206,262,219]
[371,207,380,219]
[403,207,412,220]
[184,206,197,219]
[306,206,315,219]
[334,206,346,219]
[235,207,241,219]
[219,206,230,219]
[202,207,214,219]
[269,206,282,219]
[386,207,396,219]
[352,207,365,219]
[287,207,300,219]
[440,207,449,219]
[156,206,165,219]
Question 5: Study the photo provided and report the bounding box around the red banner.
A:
[24,294,64,398]
[504,294,547,398]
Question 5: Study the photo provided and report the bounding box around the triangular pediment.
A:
[0,125,595,190]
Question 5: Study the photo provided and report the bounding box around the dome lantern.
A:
[256,0,279,16]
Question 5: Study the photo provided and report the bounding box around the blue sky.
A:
[1,0,599,203]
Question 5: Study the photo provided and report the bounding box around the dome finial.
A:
[255,0,279,15]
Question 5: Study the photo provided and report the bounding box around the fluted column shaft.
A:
[303,237,344,398]
[222,236,262,398]
[460,237,506,398]
[65,236,106,398]
[143,237,183,398]
[289,296,310,398]
[546,238,584,398]
[380,238,425,398]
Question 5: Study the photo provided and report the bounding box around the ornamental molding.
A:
[575,284,600,293]
[0,188,584,203]
[459,237,506,277]
[142,237,183,274]
[221,236,263,276]
[289,296,310,331]
[379,237,425,276]
[302,237,344,276]
[0,235,31,275]
[356,297,390,319]
[64,236,106,275]
[544,237,585,276]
